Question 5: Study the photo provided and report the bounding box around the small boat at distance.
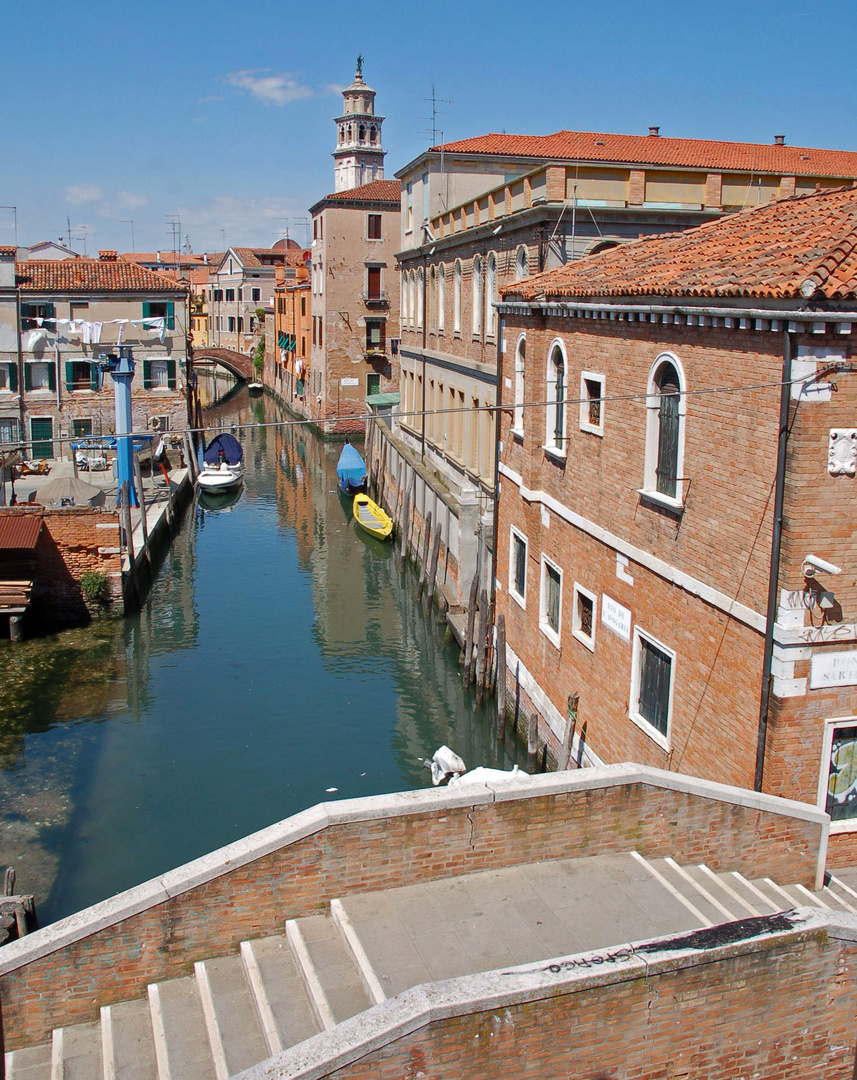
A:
[336,441,367,495]
[198,432,244,493]
[247,381,264,396]
[353,493,393,540]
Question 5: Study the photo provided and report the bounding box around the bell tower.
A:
[333,57,386,192]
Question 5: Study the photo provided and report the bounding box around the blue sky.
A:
[3,0,855,254]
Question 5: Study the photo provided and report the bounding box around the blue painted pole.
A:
[110,352,138,508]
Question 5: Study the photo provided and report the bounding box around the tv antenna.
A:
[419,84,451,147]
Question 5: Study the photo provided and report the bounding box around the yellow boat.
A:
[353,493,394,540]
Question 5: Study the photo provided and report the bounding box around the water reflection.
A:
[0,388,520,926]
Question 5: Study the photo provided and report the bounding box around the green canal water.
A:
[0,390,520,926]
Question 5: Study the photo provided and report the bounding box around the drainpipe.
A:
[15,285,25,449]
[421,252,427,456]
[490,312,504,613]
[753,329,792,791]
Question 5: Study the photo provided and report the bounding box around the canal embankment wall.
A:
[0,764,827,1049]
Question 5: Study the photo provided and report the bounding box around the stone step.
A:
[4,1041,52,1080]
[54,1021,102,1080]
[240,935,322,1054]
[103,996,158,1080]
[286,915,373,1027]
[149,975,217,1080]
[195,954,270,1080]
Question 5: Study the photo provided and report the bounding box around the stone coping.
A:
[0,763,828,976]
[233,907,841,1080]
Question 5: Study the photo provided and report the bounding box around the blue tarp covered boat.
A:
[199,432,244,493]
[336,442,366,495]
[203,433,243,466]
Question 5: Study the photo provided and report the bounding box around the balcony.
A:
[361,290,390,309]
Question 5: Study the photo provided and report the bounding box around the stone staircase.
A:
[7,853,857,1080]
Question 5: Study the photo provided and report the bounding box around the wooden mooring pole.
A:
[426,526,442,606]
[475,587,488,704]
[561,692,580,771]
[462,571,479,684]
[527,712,539,771]
[496,614,507,741]
[417,512,432,599]
[398,480,412,572]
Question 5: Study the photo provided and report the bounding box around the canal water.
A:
[0,388,520,926]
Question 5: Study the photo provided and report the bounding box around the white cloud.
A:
[116,191,149,211]
[224,69,312,107]
[323,83,347,95]
[174,195,311,249]
[64,184,104,205]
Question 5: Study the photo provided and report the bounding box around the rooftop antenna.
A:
[119,219,135,253]
[419,84,451,147]
[219,227,227,251]
[0,206,17,247]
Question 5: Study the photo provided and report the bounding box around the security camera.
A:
[492,224,503,234]
[802,554,842,577]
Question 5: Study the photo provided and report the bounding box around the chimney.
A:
[98,250,118,261]
[203,252,208,265]
[156,250,161,263]
[648,126,660,137]
[774,134,785,146]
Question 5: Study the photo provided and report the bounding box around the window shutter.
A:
[65,362,75,392]
[90,363,100,391]
[657,392,680,497]
[142,302,151,320]
[23,364,31,391]
[9,364,17,393]
[166,301,175,330]
[20,302,31,330]
[166,359,177,388]
[142,360,152,389]
[47,364,56,392]
[44,303,55,321]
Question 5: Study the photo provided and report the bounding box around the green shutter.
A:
[142,360,152,389]
[44,303,55,321]
[65,362,75,392]
[20,302,30,330]
[9,364,17,393]
[166,301,175,330]
[90,363,100,391]
[23,364,32,391]
[47,365,56,392]
[166,359,177,389]
[142,302,151,320]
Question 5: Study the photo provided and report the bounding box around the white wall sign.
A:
[810,650,857,690]
[601,594,631,641]
[340,377,360,387]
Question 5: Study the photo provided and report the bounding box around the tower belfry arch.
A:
[333,59,386,192]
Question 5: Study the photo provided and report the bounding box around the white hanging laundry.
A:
[26,329,47,349]
[143,317,166,344]
[90,322,103,344]
[35,317,43,327]
[82,322,92,345]
[116,320,128,345]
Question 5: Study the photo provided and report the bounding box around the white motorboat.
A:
[198,433,244,493]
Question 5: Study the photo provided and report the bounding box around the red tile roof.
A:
[322,179,401,203]
[231,248,286,268]
[120,251,206,268]
[0,246,16,256]
[16,259,189,293]
[432,130,857,179]
[0,515,42,551]
[503,185,857,302]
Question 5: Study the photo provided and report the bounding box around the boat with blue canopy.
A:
[336,442,367,495]
[198,432,244,493]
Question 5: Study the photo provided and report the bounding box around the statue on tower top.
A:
[356,55,364,77]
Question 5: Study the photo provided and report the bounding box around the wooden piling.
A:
[527,712,539,771]
[399,480,412,572]
[475,587,488,703]
[426,526,442,605]
[132,453,150,561]
[183,430,198,480]
[417,512,432,599]
[561,692,580,771]
[496,614,507,741]
[463,572,479,684]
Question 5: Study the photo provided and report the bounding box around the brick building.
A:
[495,184,857,861]
[267,259,310,408]
[0,248,190,462]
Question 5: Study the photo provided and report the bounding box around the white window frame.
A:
[629,626,675,751]
[472,255,483,338]
[641,351,686,510]
[0,362,14,393]
[406,181,414,233]
[453,260,462,335]
[512,334,526,436]
[509,527,527,609]
[579,370,605,436]
[544,338,567,458]
[571,582,597,652]
[28,362,51,392]
[437,265,445,333]
[539,555,563,649]
[818,715,857,834]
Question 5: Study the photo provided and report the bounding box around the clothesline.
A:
[24,317,167,350]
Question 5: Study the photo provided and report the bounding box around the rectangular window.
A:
[70,301,89,323]
[318,317,323,348]
[213,289,223,302]
[238,289,243,302]
[580,371,605,436]
[65,360,96,392]
[252,287,261,302]
[0,417,19,443]
[365,319,385,352]
[26,362,52,391]
[631,629,674,747]
[150,360,169,388]
[367,373,381,396]
[422,171,429,221]
[540,558,562,646]
[821,720,857,829]
[313,218,319,240]
[300,295,306,316]
[21,302,55,331]
[72,419,93,438]
[367,266,382,299]
[406,182,413,232]
[367,214,382,240]
[572,583,596,651]
[228,316,236,333]
[225,288,235,302]
[509,529,527,608]
[0,362,17,393]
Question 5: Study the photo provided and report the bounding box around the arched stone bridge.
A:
[193,348,255,382]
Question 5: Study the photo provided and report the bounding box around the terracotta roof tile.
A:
[120,251,206,267]
[0,246,16,256]
[432,130,857,179]
[16,259,189,293]
[322,179,401,203]
[230,247,286,268]
[504,185,857,302]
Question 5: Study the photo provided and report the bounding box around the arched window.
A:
[516,246,529,280]
[644,354,686,502]
[546,341,566,452]
[370,126,377,144]
[486,252,497,338]
[417,268,424,329]
[359,124,366,142]
[453,260,462,333]
[410,272,416,328]
[437,265,445,332]
[428,267,436,332]
[472,255,483,337]
[513,335,526,433]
